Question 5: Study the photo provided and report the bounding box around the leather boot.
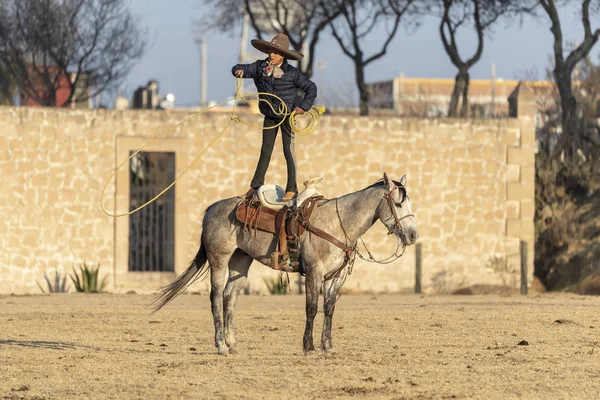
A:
[282,191,297,201]
[238,187,256,199]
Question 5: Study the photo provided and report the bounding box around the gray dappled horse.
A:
[151,172,418,355]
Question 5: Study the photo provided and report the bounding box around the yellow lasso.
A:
[100,77,326,218]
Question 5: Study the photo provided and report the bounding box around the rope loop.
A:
[100,78,325,218]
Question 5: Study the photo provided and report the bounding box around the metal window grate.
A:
[128,151,176,272]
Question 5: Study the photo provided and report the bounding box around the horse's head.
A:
[377,172,418,246]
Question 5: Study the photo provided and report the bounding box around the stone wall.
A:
[0,104,535,295]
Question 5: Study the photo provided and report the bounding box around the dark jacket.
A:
[231,58,317,119]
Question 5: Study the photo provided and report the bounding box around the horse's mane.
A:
[317,177,406,207]
[365,178,405,190]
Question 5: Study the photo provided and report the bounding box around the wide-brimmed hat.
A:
[251,33,304,61]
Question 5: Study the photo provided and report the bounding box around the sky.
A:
[119,0,598,108]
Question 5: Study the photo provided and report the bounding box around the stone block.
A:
[441,219,455,234]
[504,164,520,182]
[421,173,434,187]
[521,164,535,184]
[425,225,442,238]
[451,148,468,160]
[474,129,489,143]
[506,201,520,219]
[484,162,500,175]
[447,175,459,188]
[48,151,62,163]
[471,162,485,175]
[449,162,461,174]
[459,161,472,175]
[11,256,27,269]
[507,182,534,201]
[470,222,487,235]
[31,174,49,188]
[77,224,94,238]
[505,219,534,238]
[506,219,521,237]
[520,219,534,238]
[0,161,15,176]
[415,137,428,149]
[520,200,534,219]
[483,146,499,162]
[507,147,534,166]
[500,129,520,146]
[520,127,536,147]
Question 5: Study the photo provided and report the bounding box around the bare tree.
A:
[0,64,13,105]
[198,0,340,78]
[0,0,147,107]
[436,0,525,118]
[321,0,418,116]
[532,0,600,161]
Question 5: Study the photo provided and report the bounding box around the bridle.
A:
[323,182,416,301]
[332,183,415,273]
[381,184,415,245]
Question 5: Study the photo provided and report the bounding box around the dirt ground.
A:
[1,293,599,400]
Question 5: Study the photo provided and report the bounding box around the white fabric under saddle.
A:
[256,177,324,210]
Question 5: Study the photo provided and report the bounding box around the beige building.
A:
[367,75,553,121]
[0,84,537,295]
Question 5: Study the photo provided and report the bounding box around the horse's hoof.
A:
[322,345,336,354]
[304,349,317,357]
[217,348,229,356]
[229,347,238,355]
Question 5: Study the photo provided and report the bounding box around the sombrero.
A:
[251,33,304,61]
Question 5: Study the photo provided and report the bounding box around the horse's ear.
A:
[383,172,392,189]
[399,174,407,187]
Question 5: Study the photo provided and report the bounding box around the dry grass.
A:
[565,272,600,295]
[1,293,600,399]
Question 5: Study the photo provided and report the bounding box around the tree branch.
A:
[364,11,402,65]
[439,0,464,68]
[244,0,264,40]
[465,0,484,69]
[564,0,600,73]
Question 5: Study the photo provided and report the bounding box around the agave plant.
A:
[37,270,70,294]
[69,262,108,293]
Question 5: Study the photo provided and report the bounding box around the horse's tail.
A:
[150,236,209,314]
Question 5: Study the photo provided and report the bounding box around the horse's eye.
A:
[394,201,403,207]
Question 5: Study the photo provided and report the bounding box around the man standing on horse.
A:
[232,33,318,201]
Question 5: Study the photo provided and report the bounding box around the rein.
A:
[336,184,414,270]
[287,183,415,282]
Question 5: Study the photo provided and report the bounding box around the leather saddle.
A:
[235,193,324,273]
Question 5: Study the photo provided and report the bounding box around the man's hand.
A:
[235,70,244,78]
[294,107,305,115]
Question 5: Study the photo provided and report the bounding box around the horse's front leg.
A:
[303,262,323,354]
[321,268,348,352]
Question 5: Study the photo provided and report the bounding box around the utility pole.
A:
[194,37,208,108]
[490,63,496,118]
[238,12,250,98]
[201,39,207,108]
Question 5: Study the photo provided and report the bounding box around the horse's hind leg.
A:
[208,252,232,356]
[321,268,348,352]
[223,249,253,354]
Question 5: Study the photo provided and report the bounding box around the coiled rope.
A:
[100,77,325,218]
